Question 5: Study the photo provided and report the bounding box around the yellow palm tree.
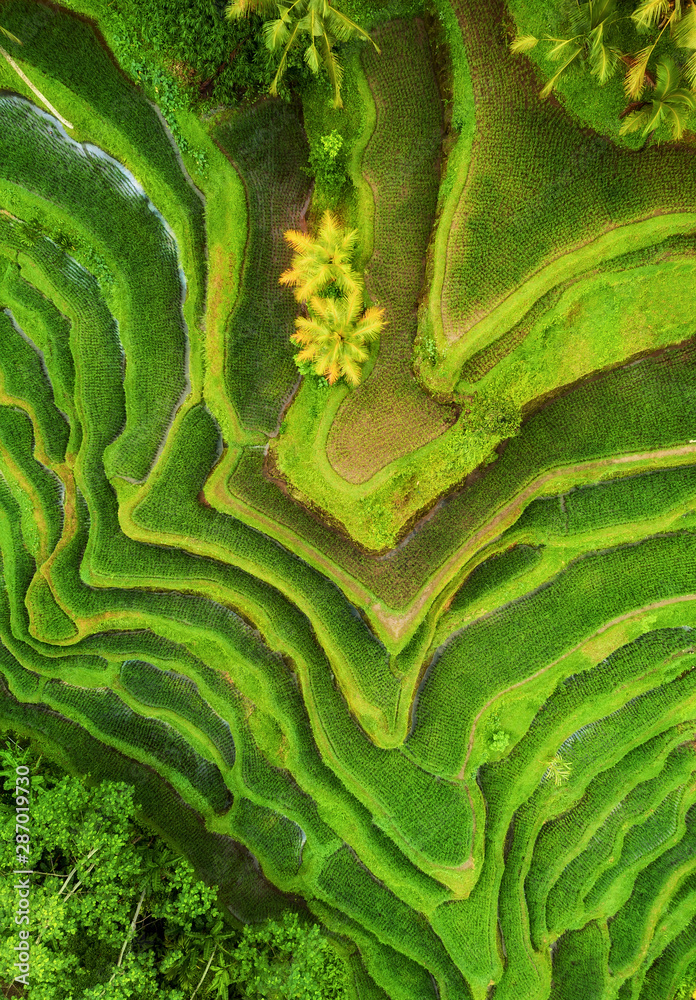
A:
[280,209,362,303]
[291,289,385,386]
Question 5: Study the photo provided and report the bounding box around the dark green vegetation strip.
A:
[211,100,311,436]
[119,659,237,767]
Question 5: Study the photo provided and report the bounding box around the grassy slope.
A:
[417,0,696,394]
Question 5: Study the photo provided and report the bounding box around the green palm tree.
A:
[543,753,572,787]
[280,208,362,302]
[0,23,73,129]
[226,0,379,108]
[511,0,624,97]
[620,56,696,139]
[291,289,385,386]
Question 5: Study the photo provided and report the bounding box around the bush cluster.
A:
[306,129,348,208]
[0,734,347,1000]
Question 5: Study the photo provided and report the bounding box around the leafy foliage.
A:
[281,209,361,302]
[100,0,290,109]
[232,912,347,1000]
[0,735,346,1000]
[511,0,696,135]
[226,0,379,107]
[307,130,348,207]
[0,738,218,998]
[533,0,624,97]
[489,730,511,753]
[291,289,385,386]
[620,55,696,139]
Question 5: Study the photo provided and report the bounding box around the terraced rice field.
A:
[1,0,695,997]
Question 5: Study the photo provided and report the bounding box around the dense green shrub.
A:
[58,0,311,109]
[231,911,346,1000]
[0,734,347,999]
[306,129,349,208]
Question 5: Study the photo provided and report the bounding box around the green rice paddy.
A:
[0,0,695,996]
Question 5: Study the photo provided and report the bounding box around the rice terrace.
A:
[2,0,696,995]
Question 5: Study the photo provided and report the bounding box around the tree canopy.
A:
[225,0,379,107]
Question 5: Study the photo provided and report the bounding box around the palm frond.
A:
[670,86,696,108]
[282,228,313,253]
[339,227,359,255]
[292,316,324,342]
[343,341,370,363]
[623,45,653,98]
[510,34,539,54]
[594,0,620,28]
[546,35,581,60]
[341,355,363,386]
[683,49,696,87]
[654,55,680,97]
[226,0,276,18]
[589,40,621,82]
[319,209,340,243]
[306,295,331,322]
[662,101,687,137]
[263,16,291,51]
[539,48,582,98]
[320,29,343,108]
[332,268,361,297]
[294,266,336,301]
[631,0,670,28]
[295,344,318,362]
[355,306,386,341]
[568,1,592,34]
[324,4,379,49]
[304,39,320,72]
[619,106,650,133]
[673,4,696,47]
[641,100,665,133]
[0,24,22,44]
[269,20,301,94]
[279,267,301,287]
[337,288,361,324]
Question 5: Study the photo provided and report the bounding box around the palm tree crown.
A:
[620,55,696,138]
[226,0,379,108]
[280,209,362,302]
[291,289,385,386]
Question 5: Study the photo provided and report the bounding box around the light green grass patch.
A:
[429,212,696,392]
[469,257,696,408]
